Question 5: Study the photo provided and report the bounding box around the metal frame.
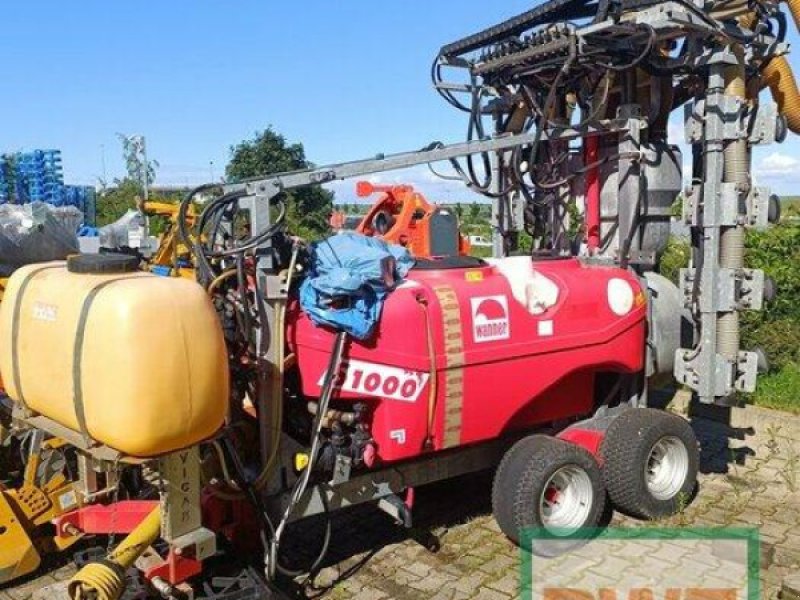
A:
[225,119,633,202]
[268,437,513,522]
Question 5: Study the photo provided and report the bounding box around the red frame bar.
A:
[54,500,159,537]
[145,550,202,586]
[585,136,601,253]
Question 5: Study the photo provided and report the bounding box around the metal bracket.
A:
[76,454,99,502]
[674,349,736,398]
[158,447,203,542]
[330,455,352,486]
[682,184,701,225]
[625,249,658,266]
[715,268,738,313]
[719,182,743,227]
[685,95,746,144]
[739,269,766,311]
[735,351,759,393]
[170,528,217,562]
[684,94,748,144]
[748,101,780,145]
[681,267,764,312]
[745,186,771,229]
[719,95,747,141]
[685,100,704,145]
[680,267,735,312]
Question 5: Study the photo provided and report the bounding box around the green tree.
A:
[95,179,140,226]
[226,128,334,239]
[95,136,160,226]
[469,202,482,223]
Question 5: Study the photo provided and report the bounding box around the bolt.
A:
[150,577,174,599]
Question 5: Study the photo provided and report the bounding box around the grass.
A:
[750,362,800,414]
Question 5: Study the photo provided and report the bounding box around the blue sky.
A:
[3,1,800,202]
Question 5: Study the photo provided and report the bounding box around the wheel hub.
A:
[646,436,689,501]
[539,465,593,533]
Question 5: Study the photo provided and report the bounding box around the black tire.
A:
[600,408,699,519]
[492,435,606,556]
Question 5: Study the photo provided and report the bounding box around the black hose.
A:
[268,331,348,581]
[177,183,222,248]
[595,25,656,72]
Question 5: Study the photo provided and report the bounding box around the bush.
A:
[751,363,800,414]
[742,225,800,370]
[659,237,691,284]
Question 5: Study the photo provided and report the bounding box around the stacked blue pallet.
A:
[62,185,97,224]
[0,156,9,204]
[15,150,65,204]
[1,149,97,227]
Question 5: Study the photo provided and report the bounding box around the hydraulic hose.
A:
[762,56,800,134]
[723,51,748,188]
[267,331,348,580]
[718,51,748,363]
[68,508,161,600]
[749,0,800,134]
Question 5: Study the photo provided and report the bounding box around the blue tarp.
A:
[299,232,414,339]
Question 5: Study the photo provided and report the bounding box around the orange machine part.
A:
[354,181,470,258]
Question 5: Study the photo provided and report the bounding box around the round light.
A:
[607,278,635,316]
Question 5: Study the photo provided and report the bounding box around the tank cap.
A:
[67,253,140,275]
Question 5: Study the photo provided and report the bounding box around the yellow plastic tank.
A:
[0,256,229,458]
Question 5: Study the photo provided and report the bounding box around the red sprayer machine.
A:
[0,0,795,596]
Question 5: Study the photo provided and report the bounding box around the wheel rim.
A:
[646,436,689,501]
[538,465,594,534]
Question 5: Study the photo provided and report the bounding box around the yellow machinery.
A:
[139,199,197,279]
[68,508,161,600]
[0,436,82,584]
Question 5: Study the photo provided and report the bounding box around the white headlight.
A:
[607,277,635,316]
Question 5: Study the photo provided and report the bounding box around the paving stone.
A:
[30,582,70,600]
[427,588,471,600]
[758,521,791,544]
[486,573,519,596]
[401,561,432,579]
[6,576,56,600]
[476,555,515,576]
[407,572,458,594]
[782,572,800,599]
[450,572,492,595]
[351,583,395,600]
[470,587,511,600]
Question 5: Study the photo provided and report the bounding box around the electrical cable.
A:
[430,54,473,113]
